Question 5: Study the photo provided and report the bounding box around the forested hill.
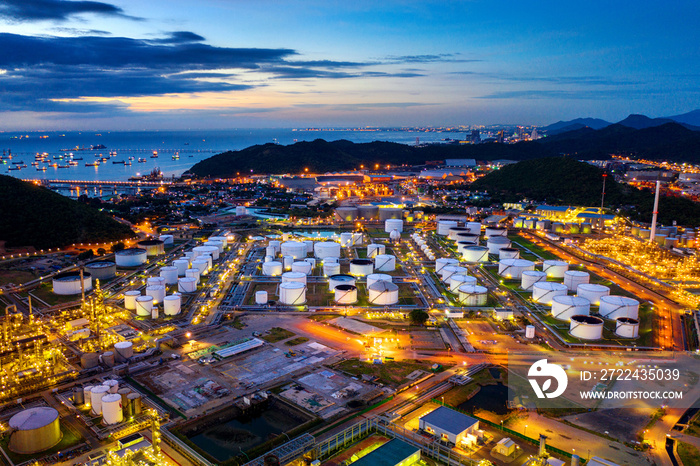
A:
[0,175,134,249]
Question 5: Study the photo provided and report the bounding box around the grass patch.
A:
[262,327,296,343]
[440,367,504,407]
[285,337,309,346]
[334,358,439,387]
[678,441,700,465]
[685,410,700,437]
[0,423,83,464]
[225,316,246,329]
[24,281,81,306]
[0,269,36,287]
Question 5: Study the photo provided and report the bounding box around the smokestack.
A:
[571,454,581,466]
[539,434,547,457]
[650,180,661,243]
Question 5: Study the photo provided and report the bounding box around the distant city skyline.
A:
[1,0,699,130]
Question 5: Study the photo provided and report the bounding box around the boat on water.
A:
[172,152,180,160]
[8,166,21,171]
[57,164,70,168]
[113,160,126,164]
[36,167,47,171]
[151,150,159,158]
[85,162,100,167]
[138,158,147,163]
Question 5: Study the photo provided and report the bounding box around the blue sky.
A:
[1,0,699,130]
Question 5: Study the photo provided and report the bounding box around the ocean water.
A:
[0,129,452,181]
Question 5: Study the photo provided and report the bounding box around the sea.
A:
[0,129,454,182]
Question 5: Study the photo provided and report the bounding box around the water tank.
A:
[114,341,134,361]
[465,222,482,235]
[102,351,115,367]
[455,233,479,244]
[292,261,312,275]
[358,205,379,220]
[115,248,148,267]
[367,243,386,258]
[615,317,640,338]
[525,325,536,338]
[334,284,358,304]
[145,285,165,304]
[135,296,154,316]
[101,393,123,425]
[487,236,511,254]
[449,274,477,291]
[532,282,568,305]
[457,284,488,306]
[576,283,610,306]
[374,254,396,272]
[163,295,181,315]
[599,296,640,320]
[328,274,356,291]
[173,259,190,276]
[323,262,341,276]
[437,220,458,236]
[368,281,399,305]
[542,260,569,278]
[349,259,374,276]
[440,265,468,282]
[104,379,119,394]
[448,227,470,240]
[91,385,110,415]
[282,271,307,284]
[499,248,520,260]
[53,271,92,295]
[340,232,354,247]
[569,315,604,340]
[314,241,341,259]
[178,276,198,293]
[123,290,141,310]
[73,386,85,406]
[484,226,507,239]
[551,295,591,321]
[563,270,590,291]
[185,268,200,284]
[498,259,535,279]
[255,290,268,305]
[378,208,403,221]
[279,282,306,305]
[366,273,393,288]
[521,270,547,290]
[8,407,61,454]
[81,353,99,369]
[385,218,404,233]
[462,246,489,262]
[138,239,165,256]
[85,261,117,280]
[262,261,283,276]
[435,258,459,273]
[336,207,359,221]
[160,266,179,285]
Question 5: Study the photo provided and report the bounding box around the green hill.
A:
[0,175,134,249]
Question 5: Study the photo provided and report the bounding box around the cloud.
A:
[49,27,112,36]
[0,0,136,22]
[260,66,423,79]
[294,102,431,111]
[385,53,480,64]
[149,31,206,44]
[477,89,654,100]
[449,70,642,86]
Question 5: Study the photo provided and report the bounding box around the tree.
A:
[409,309,429,326]
[96,248,107,256]
[111,242,126,253]
[78,250,94,260]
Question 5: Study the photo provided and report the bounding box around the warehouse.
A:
[418,405,479,446]
[351,438,421,466]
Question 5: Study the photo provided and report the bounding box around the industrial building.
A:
[418,406,480,446]
[350,438,421,466]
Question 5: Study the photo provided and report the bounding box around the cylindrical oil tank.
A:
[563,270,590,291]
[73,386,85,406]
[351,232,363,246]
[599,296,640,320]
[184,268,200,284]
[279,282,306,305]
[615,317,640,338]
[304,240,315,254]
[328,274,356,291]
[135,295,154,316]
[145,285,165,304]
[440,265,468,282]
[336,207,359,221]
[374,254,396,272]
[448,227,470,240]
[235,205,247,216]
[163,295,181,315]
[114,341,134,361]
[101,393,123,425]
[265,255,272,263]
[173,259,190,276]
[292,261,312,275]
[83,385,94,406]
[8,407,61,454]
[255,290,268,305]
[127,393,142,416]
[435,258,459,273]
[532,282,568,305]
[91,385,110,415]
[551,296,591,321]
[521,270,547,290]
[569,315,604,340]
[269,240,281,254]
[654,234,667,246]
[349,259,374,276]
[552,223,564,234]
[102,351,115,367]
[462,246,489,262]
[455,233,479,244]
[198,245,220,261]
[81,353,99,369]
[159,234,174,246]
[104,379,119,394]
[53,271,92,295]
[123,290,141,310]
[631,226,641,237]
[437,220,458,236]
[367,243,386,258]
[466,222,482,235]
[484,226,507,239]
[366,273,393,288]
[204,240,224,253]
[536,220,550,230]
[265,246,276,257]
[118,388,131,410]
[192,245,212,259]
[385,218,404,233]
[487,236,511,254]
[160,266,179,285]
[524,218,536,229]
[147,276,166,287]
[191,258,209,275]
[581,223,592,234]
[576,283,610,306]
[525,325,536,338]
[498,259,535,279]
[282,271,307,284]
[283,255,294,270]
[137,239,165,256]
[458,284,488,306]
[567,223,580,234]
[513,217,525,228]
[115,248,148,267]
[178,277,198,293]
[499,248,520,260]
[542,260,569,278]
[665,237,678,248]
[368,281,399,305]
[340,232,353,247]
[334,284,358,304]
[639,228,651,239]
[85,261,116,280]
[323,262,341,276]
[209,235,228,247]
[314,241,341,259]
[262,261,283,276]
[358,205,379,220]
[456,241,473,254]
[378,208,403,221]
[449,274,477,291]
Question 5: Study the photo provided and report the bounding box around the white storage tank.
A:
[437,220,458,236]
[279,282,306,305]
[178,277,197,293]
[336,206,359,221]
[487,236,511,254]
[563,270,590,291]
[498,259,535,279]
[449,274,477,291]
[314,241,341,259]
[542,260,569,278]
[185,268,200,284]
[116,248,148,267]
[358,204,379,220]
[101,393,123,425]
[266,246,277,257]
[292,261,312,275]
[204,240,224,253]
[209,236,228,248]
[551,295,591,321]
[323,262,341,276]
[255,290,268,305]
[269,240,281,254]
[576,283,610,306]
[457,284,488,306]
[484,226,507,239]
[114,341,134,361]
[135,296,154,316]
[147,276,166,287]
[197,245,220,261]
[455,233,479,244]
[374,254,396,272]
[615,317,640,338]
[334,284,358,304]
[53,271,92,295]
[599,296,640,320]
[440,265,468,282]
[521,270,547,290]
[104,379,119,394]
[569,315,604,340]
[235,205,247,216]
[83,385,94,407]
[173,259,190,276]
[349,259,374,276]
[281,241,307,259]
[340,232,353,247]
[378,208,403,220]
[191,258,209,275]
[532,282,568,305]
[524,218,536,229]
[160,266,179,285]
[352,232,363,246]
[304,240,315,254]
[498,248,520,260]
[536,220,550,230]
[282,271,307,284]
[262,261,283,276]
[435,258,459,274]
[123,290,141,310]
[385,218,404,233]
[145,285,165,304]
[525,325,536,338]
[138,239,165,256]
[367,273,393,288]
[283,255,294,270]
[367,243,386,258]
[8,407,61,454]
[462,246,489,263]
[465,222,482,235]
[163,295,181,315]
[85,261,117,280]
[456,241,473,254]
[368,281,399,305]
[90,385,110,415]
[448,227,470,240]
[328,274,356,291]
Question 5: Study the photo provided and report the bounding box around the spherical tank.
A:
[262,261,283,276]
[551,296,591,321]
[328,274,355,291]
[279,282,306,305]
[449,274,477,291]
[101,393,123,425]
[484,226,507,239]
[8,407,61,454]
[569,315,604,340]
[465,222,482,235]
[85,261,117,280]
[178,277,198,293]
[498,259,535,279]
[542,260,569,278]
[323,262,341,276]
[349,259,374,276]
[487,236,511,254]
[521,270,547,290]
[358,205,379,220]
[615,317,640,338]
[137,239,165,256]
[576,283,610,306]
[255,290,268,305]
[163,295,181,315]
[367,243,386,258]
[385,218,404,233]
[336,207,359,221]
[457,284,488,306]
[435,258,459,273]
[173,259,190,276]
[282,271,307,284]
[448,227,470,240]
[91,385,110,415]
[185,268,200,284]
[145,285,165,304]
[53,271,92,295]
[334,284,358,304]
[160,266,179,285]
[292,261,312,275]
[599,296,640,320]
[368,281,399,305]
[123,290,141,310]
[114,341,134,361]
[563,270,590,291]
[498,248,520,260]
[437,220,458,236]
[378,208,403,221]
[389,229,401,242]
[462,246,489,263]
[115,248,147,267]
[314,241,341,259]
[532,282,568,305]
[135,296,154,316]
[374,254,396,272]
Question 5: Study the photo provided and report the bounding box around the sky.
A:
[1,0,699,130]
